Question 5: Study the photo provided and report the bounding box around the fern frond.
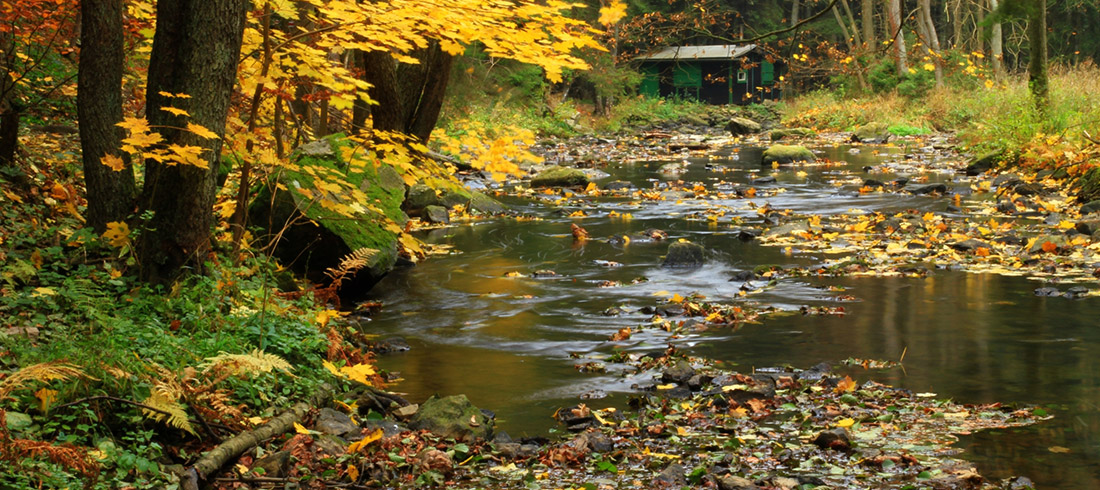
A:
[199,349,294,377]
[324,247,379,287]
[141,391,195,435]
[0,362,92,400]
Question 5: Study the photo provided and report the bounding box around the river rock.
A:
[851,122,891,143]
[1081,200,1100,215]
[965,151,1004,176]
[604,180,634,191]
[761,144,815,165]
[717,475,761,490]
[1028,235,1067,254]
[424,205,450,224]
[653,463,686,486]
[576,430,614,452]
[1076,220,1100,236]
[752,176,777,184]
[812,428,851,452]
[404,183,439,215]
[496,442,539,459]
[249,135,406,294]
[469,192,509,215]
[409,394,494,441]
[910,183,947,195]
[950,239,992,253]
[662,360,696,384]
[362,419,405,437]
[1013,182,1045,196]
[316,407,359,437]
[253,450,291,478]
[373,337,411,354]
[769,127,815,141]
[726,117,761,136]
[531,166,589,187]
[662,241,705,268]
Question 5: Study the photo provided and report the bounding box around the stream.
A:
[365,140,1100,488]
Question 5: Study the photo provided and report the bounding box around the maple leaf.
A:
[186,122,219,140]
[100,154,126,171]
[102,222,131,247]
[835,375,857,393]
[598,0,626,25]
[160,106,190,117]
[1041,241,1059,253]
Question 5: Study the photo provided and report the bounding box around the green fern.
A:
[142,390,195,435]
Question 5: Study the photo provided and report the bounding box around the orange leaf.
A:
[835,375,856,393]
[974,247,990,257]
[100,154,126,172]
[1041,241,1058,253]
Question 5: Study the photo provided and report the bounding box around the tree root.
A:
[181,384,333,490]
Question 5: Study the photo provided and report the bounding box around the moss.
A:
[762,144,815,165]
[770,127,816,141]
[251,135,407,280]
[531,166,589,187]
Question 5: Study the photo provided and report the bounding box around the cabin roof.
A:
[634,44,760,61]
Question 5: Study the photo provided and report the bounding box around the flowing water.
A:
[365,142,1100,488]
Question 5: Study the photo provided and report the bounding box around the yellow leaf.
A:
[347,428,384,453]
[161,106,190,117]
[33,287,56,297]
[656,384,676,390]
[652,290,671,297]
[340,363,377,386]
[293,421,310,434]
[101,154,126,171]
[836,417,855,428]
[670,293,685,303]
[347,464,359,481]
[835,375,856,393]
[103,222,131,248]
[35,388,58,414]
[598,0,627,25]
[187,122,219,140]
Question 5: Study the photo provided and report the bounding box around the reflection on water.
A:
[365,144,1100,487]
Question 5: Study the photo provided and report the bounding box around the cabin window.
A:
[736,70,747,83]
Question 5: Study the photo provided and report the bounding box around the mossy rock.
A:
[769,127,816,141]
[406,180,508,217]
[762,144,815,165]
[726,117,762,136]
[249,135,407,294]
[662,241,705,268]
[852,122,891,143]
[409,394,494,441]
[964,151,1004,176]
[531,166,589,188]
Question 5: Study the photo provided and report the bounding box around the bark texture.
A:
[139,0,248,284]
[1027,0,1048,112]
[79,0,136,231]
[360,43,453,143]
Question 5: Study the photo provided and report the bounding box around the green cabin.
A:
[635,44,781,105]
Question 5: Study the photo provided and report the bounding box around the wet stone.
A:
[664,385,693,399]
[496,442,539,459]
[662,241,705,268]
[752,176,777,184]
[662,360,696,384]
[253,451,291,478]
[812,428,852,452]
[361,419,404,438]
[1081,200,1100,215]
[1014,182,1045,196]
[717,475,761,490]
[316,408,359,437]
[910,183,948,195]
[653,462,686,486]
[950,239,992,252]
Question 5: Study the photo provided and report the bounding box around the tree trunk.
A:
[840,0,864,47]
[138,0,248,284]
[886,0,908,77]
[833,5,870,91]
[0,27,20,171]
[862,0,875,47]
[791,0,801,25]
[989,0,1005,81]
[361,43,453,144]
[917,0,944,88]
[79,0,136,232]
[1027,0,1048,112]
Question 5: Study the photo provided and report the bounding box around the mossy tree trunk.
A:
[138,0,248,284]
[79,0,136,232]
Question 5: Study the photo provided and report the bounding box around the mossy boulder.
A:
[762,144,815,165]
[769,127,816,141]
[531,166,589,188]
[409,394,494,441]
[405,180,509,217]
[726,117,762,136]
[852,122,891,143]
[662,241,705,268]
[249,135,407,294]
[965,151,1005,176]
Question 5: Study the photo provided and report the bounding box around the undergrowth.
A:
[0,135,379,488]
